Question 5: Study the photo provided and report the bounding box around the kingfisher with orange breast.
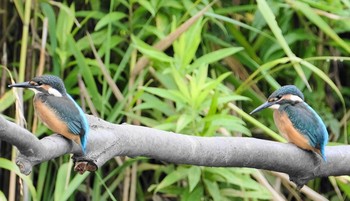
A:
[250,85,328,161]
[9,75,89,154]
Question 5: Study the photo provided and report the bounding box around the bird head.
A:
[9,75,67,97]
[250,85,304,114]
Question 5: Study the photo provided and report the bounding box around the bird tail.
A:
[320,147,327,161]
[314,147,326,161]
[80,132,87,154]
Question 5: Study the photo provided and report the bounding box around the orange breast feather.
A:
[273,110,319,154]
[34,97,81,145]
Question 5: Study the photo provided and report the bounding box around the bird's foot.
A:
[71,155,98,174]
[289,176,308,190]
[311,152,323,166]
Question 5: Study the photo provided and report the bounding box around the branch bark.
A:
[0,114,349,188]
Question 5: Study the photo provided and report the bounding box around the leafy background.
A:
[0,0,350,200]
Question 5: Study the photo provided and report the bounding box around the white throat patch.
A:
[289,94,303,102]
[48,87,63,97]
[268,104,280,110]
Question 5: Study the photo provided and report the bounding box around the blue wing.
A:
[45,95,89,152]
[284,102,328,159]
[67,94,89,151]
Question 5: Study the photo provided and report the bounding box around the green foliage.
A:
[0,158,37,201]
[1,0,349,200]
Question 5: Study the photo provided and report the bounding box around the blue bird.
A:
[9,75,89,154]
[250,85,328,161]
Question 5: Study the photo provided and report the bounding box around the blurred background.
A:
[0,0,349,200]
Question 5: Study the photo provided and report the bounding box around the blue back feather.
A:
[282,102,328,160]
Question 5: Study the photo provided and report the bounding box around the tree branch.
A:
[0,114,349,188]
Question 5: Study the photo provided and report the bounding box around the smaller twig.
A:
[78,75,98,116]
[36,17,48,76]
[86,32,124,102]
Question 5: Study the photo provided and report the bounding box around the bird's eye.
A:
[30,81,42,86]
[268,98,277,102]
[268,95,282,102]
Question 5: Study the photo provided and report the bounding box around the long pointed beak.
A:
[8,81,32,88]
[250,101,274,115]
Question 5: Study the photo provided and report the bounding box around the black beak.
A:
[250,101,274,115]
[8,81,33,89]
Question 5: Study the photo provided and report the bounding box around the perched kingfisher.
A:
[250,85,328,161]
[9,75,89,154]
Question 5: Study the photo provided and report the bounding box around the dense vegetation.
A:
[0,0,349,200]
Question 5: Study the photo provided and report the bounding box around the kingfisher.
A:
[9,75,89,154]
[250,85,328,161]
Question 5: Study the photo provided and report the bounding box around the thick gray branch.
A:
[0,114,349,187]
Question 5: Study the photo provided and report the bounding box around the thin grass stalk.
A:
[78,75,98,116]
[256,0,311,90]
[126,44,140,201]
[272,172,328,201]
[252,171,285,201]
[1,6,8,94]
[328,176,344,201]
[10,0,32,200]
[37,17,48,76]
[129,70,143,201]
[1,45,7,96]
[86,32,124,102]
[122,167,130,201]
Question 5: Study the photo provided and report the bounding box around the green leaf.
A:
[41,2,60,72]
[292,1,350,53]
[155,167,189,192]
[337,177,350,198]
[192,69,231,110]
[205,12,275,41]
[237,57,290,93]
[176,113,193,133]
[182,184,204,201]
[56,3,75,47]
[61,172,90,200]
[0,190,6,201]
[13,0,24,21]
[221,188,272,199]
[124,112,161,127]
[299,60,344,105]
[132,35,173,63]
[54,163,70,201]
[172,67,191,102]
[138,0,156,16]
[256,0,310,89]
[135,93,174,116]
[190,47,244,71]
[36,162,48,201]
[143,87,187,104]
[173,18,203,70]
[229,102,285,142]
[0,158,37,201]
[67,35,103,110]
[204,114,251,135]
[188,166,201,192]
[0,90,16,112]
[94,12,127,31]
[218,95,250,104]
[203,178,221,201]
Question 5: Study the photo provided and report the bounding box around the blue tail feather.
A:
[68,95,89,153]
